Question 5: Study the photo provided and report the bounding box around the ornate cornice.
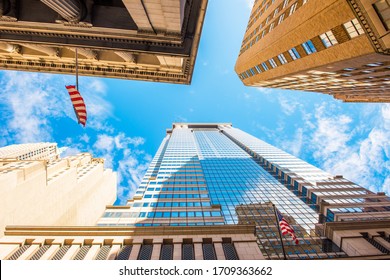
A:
[346,0,390,55]
[0,58,191,84]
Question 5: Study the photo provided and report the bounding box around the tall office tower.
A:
[0,142,59,161]
[0,0,207,84]
[97,123,390,259]
[0,143,117,238]
[235,0,390,102]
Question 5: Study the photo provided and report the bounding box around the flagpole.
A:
[75,48,81,125]
[272,204,287,260]
[75,48,79,91]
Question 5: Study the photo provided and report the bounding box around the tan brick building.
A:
[235,0,390,102]
[0,0,208,84]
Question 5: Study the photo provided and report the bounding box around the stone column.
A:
[129,244,141,260]
[17,244,40,260]
[194,238,203,260]
[173,238,182,260]
[151,240,162,260]
[0,244,20,260]
[213,240,225,260]
[107,244,121,260]
[41,0,83,22]
[61,244,81,260]
[39,244,61,260]
[84,244,101,260]
[122,0,153,32]
[0,0,17,21]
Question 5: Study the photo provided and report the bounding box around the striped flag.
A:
[276,210,299,245]
[65,85,87,127]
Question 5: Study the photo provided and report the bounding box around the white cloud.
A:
[94,134,116,153]
[92,133,150,203]
[0,72,66,143]
[60,146,82,157]
[306,102,390,194]
[245,0,255,9]
[0,70,151,205]
[383,177,390,195]
[311,104,352,159]
[282,128,303,157]
[0,71,113,143]
[80,134,90,143]
[256,87,273,94]
[94,133,145,154]
[116,154,151,205]
[278,95,302,116]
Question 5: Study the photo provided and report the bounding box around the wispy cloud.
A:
[306,103,390,194]
[92,133,150,204]
[244,0,255,9]
[0,71,113,142]
[256,87,273,94]
[278,95,302,116]
[281,127,303,157]
[265,94,390,195]
[0,72,66,143]
[0,70,151,205]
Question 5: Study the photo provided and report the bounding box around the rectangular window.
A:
[288,47,300,60]
[278,13,285,24]
[269,23,275,31]
[320,31,338,48]
[289,3,297,15]
[255,65,262,73]
[283,0,289,9]
[269,58,278,68]
[261,62,269,71]
[302,40,317,54]
[343,19,364,38]
[278,53,288,64]
[274,8,279,18]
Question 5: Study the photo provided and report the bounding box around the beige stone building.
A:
[0,143,117,237]
[235,0,390,102]
[0,142,59,161]
[0,0,208,84]
[0,225,263,260]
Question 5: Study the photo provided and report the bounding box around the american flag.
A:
[276,210,299,245]
[65,85,87,127]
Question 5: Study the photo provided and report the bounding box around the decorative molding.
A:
[347,0,390,54]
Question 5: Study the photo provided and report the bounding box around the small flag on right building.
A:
[276,209,299,245]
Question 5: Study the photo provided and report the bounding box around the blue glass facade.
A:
[98,123,390,259]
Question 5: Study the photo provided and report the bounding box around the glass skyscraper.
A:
[98,123,390,259]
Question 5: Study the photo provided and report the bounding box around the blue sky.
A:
[0,0,389,204]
